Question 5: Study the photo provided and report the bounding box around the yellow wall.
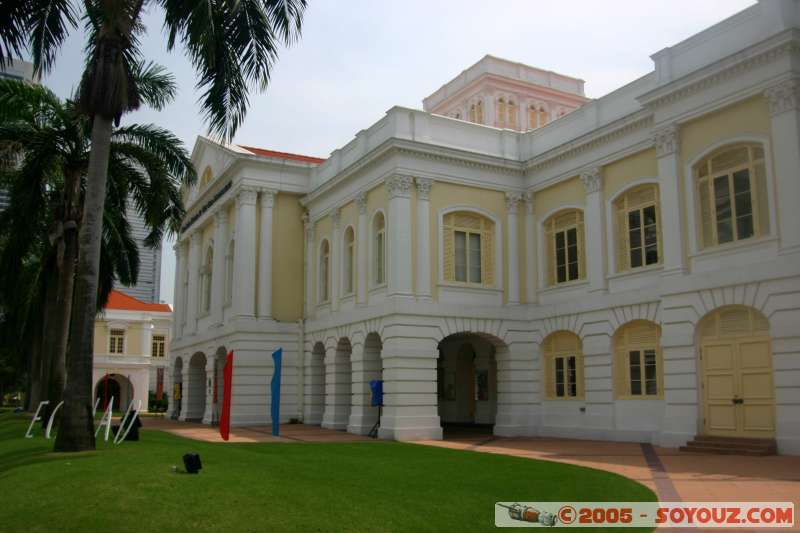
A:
[271,193,305,321]
[534,176,585,217]
[94,322,106,354]
[603,148,658,200]
[93,321,142,355]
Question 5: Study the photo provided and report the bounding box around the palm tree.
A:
[0,78,194,428]
[0,0,307,452]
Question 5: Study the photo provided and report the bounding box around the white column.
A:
[524,193,537,304]
[330,208,341,311]
[385,175,414,297]
[185,231,202,334]
[202,354,216,424]
[654,124,687,274]
[355,192,368,305]
[303,215,315,316]
[172,242,185,338]
[494,343,539,437]
[346,340,382,435]
[210,210,228,326]
[581,168,607,293]
[258,189,276,318]
[415,178,432,298]
[765,79,800,255]
[505,192,522,304]
[233,187,258,318]
[141,321,152,357]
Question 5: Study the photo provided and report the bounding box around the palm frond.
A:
[29,0,78,75]
[130,60,177,111]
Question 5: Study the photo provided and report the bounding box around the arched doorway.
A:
[172,357,183,419]
[347,332,383,435]
[322,337,352,430]
[186,352,207,422]
[437,333,498,437]
[698,306,775,438]
[304,342,326,425]
[95,374,134,412]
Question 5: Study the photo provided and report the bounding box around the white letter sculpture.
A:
[114,400,142,444]
[44,401,65,439]
[25,401,49,438]
[94,397,114,442]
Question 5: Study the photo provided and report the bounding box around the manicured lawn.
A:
[0,411,655,532]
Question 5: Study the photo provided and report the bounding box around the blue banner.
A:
[271,348,283,436]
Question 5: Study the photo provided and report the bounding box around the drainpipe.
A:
[297,318,305,422]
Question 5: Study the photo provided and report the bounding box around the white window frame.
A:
[318,238,331,304]
[537,204,585,290]
[109,327,126,355]
[605,177,660,275]
[369,210,387,289]
[342,225,356,296]
[151,334,167,358]
[437,205,502,291]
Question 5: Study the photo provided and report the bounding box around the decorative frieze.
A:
[764,78,800,116]
[580,167,603,195]
[385,175,414,199]
[505,192,523,214]
[415,178,433,200]
[653,124,679,157]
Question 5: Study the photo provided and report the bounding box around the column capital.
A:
[235,186,258,207]
[580,167,603,195]
[385,175,413,199]
[523,192,534,215]
[653,124,679,157]
[355,191,368,214]
[505,192,523,214]
[415,178,433,200]
[259,188,277,209]
[764,78,800,116]
[331,208,342,228]
[189,231,202,245]
[214,209,228,228]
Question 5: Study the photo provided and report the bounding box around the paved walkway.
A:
[143,418,800,529]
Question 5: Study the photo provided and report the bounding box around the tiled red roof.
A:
[105,290,172,313]
[239,145,326,164]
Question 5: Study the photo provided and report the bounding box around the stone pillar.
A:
[202,354,216,424]
[494,342,539,437]
[330,208,341,310]
[178,363,191,421]
[654,124,687,274]
[303,215,315,316]
[378,337,442,440]
[233,187,258,318]
[385,175,414,297]
[415,178,432,298]
[210,210,228,326]
[523,193,537,304]
[172,242,185,338]
[303,348,324,425]
[347,340,382,435]
[321,344,351,430]
[765,79,800,255]
[580,168,607,293]
[505,192,522,304]
[258,189,276,318]
[185,231,202,334]
[355,192,368,305]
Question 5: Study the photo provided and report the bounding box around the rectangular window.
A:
[375,231,385,285]
[453,230,482,284]
[627,206,659,269]
[554,355,577,398]
[555,228,579,283]
[713,175,733,244]
[109,329,125,354]
[344,242,354,294]
[152,335,166,358]
[628,349,658,397]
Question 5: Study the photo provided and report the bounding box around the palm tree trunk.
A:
[38,265,59,422]
[26,334,43,411]
[54,116,114,452]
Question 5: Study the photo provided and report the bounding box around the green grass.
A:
[0,411,655,532]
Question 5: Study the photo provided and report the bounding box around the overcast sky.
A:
[38,0,756,305]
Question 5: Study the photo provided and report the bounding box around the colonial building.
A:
[94,290,172,412]
[170,0,800,454]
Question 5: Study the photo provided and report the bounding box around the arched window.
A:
[343,226,355,295]
[539,106,548,127]
[372,212,386,286]
[614,321,662,399]
[694,143,769,249]
[543,331,583,399]
[528,105,538,130]
[225,239,234,305]
[476,100,484,124]
[442,211,494,286]
[469,104,476,123]
[319,239,330,303]
[543,209,585,285]
[497,98,506,128]
[614,184,661,272]
[507,100,517,129]
[200,246,213,313]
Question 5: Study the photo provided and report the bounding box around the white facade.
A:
[171,1,800,454]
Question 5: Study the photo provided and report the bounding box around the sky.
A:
[37,0,756,306]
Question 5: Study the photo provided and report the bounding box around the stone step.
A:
[679,444,775,456]
[680,435,777,456]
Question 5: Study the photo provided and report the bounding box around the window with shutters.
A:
[442,211,494,287]
[695,144,769,250]
[372,212,386,286]
[543,209,585,286]
[699,305,770,340]
[613,321,662,399]
[319,239,330,303]
[109,329,125,354]
[543,331,583,400]
[343,226,355,295]
[152,335,166,358]
[507,100,517,129]
[613,184,662,272]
